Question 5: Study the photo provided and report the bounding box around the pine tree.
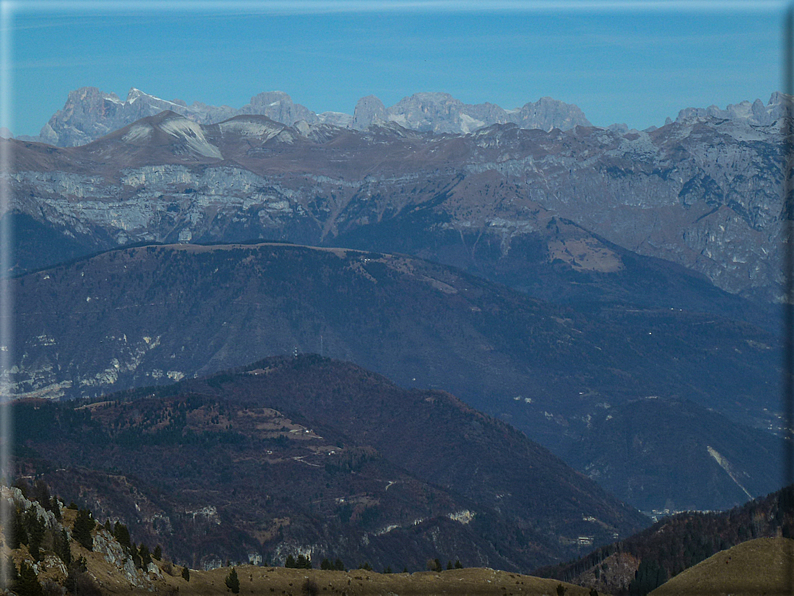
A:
[55,528,72,566]
[140,544,152,568]
[24,510,45,562]
[181,567,190,581]
[225,567,240,593]
[113,522,131,549]
[14,561,44,596]
[153,545,162,561]
[333,558,345,571]
[7,507,25,548]
[285,555,296,568]
[72,509,95,551]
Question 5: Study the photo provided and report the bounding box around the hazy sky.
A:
[6,1,787,137]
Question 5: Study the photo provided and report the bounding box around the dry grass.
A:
[91,560,595,596]
[650,537,794,596]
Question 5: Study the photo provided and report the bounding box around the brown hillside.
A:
[649,537,794,596]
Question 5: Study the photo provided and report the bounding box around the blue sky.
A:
[6,1,787,137]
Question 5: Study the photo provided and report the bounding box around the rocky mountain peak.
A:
[242,91,318,126]
[351,94,387,129]
[675,92,787,126]
[517,97,592,131]
[126,87,147,102]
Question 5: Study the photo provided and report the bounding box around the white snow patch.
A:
[218,119,282,140]
[122,124,153,143]
[159,117,223,159]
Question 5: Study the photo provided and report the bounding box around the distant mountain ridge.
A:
[22,86,593,146]
[20,86,785,148]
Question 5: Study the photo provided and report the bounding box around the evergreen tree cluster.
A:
[320,557,345,571]
[536,484,794,593]
[4,480,168,596]
[285,554,312,569]
[628,560,667,596]
[15,561,44,596]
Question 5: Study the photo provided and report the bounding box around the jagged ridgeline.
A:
[11,355,648,573]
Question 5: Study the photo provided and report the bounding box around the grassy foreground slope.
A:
[125,565,596,596]
[649,537,794,596]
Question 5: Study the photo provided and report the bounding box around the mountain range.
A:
[4,86,788,560]
[10,242,783,512]
[6,92,786,307]
[19,87,593,147]
[18,87,787,148]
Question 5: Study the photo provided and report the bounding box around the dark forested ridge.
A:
[535,484,794,595]
[12,243,783,512]
[12,355,648,572]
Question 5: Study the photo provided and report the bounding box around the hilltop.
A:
[13,354,647,571]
